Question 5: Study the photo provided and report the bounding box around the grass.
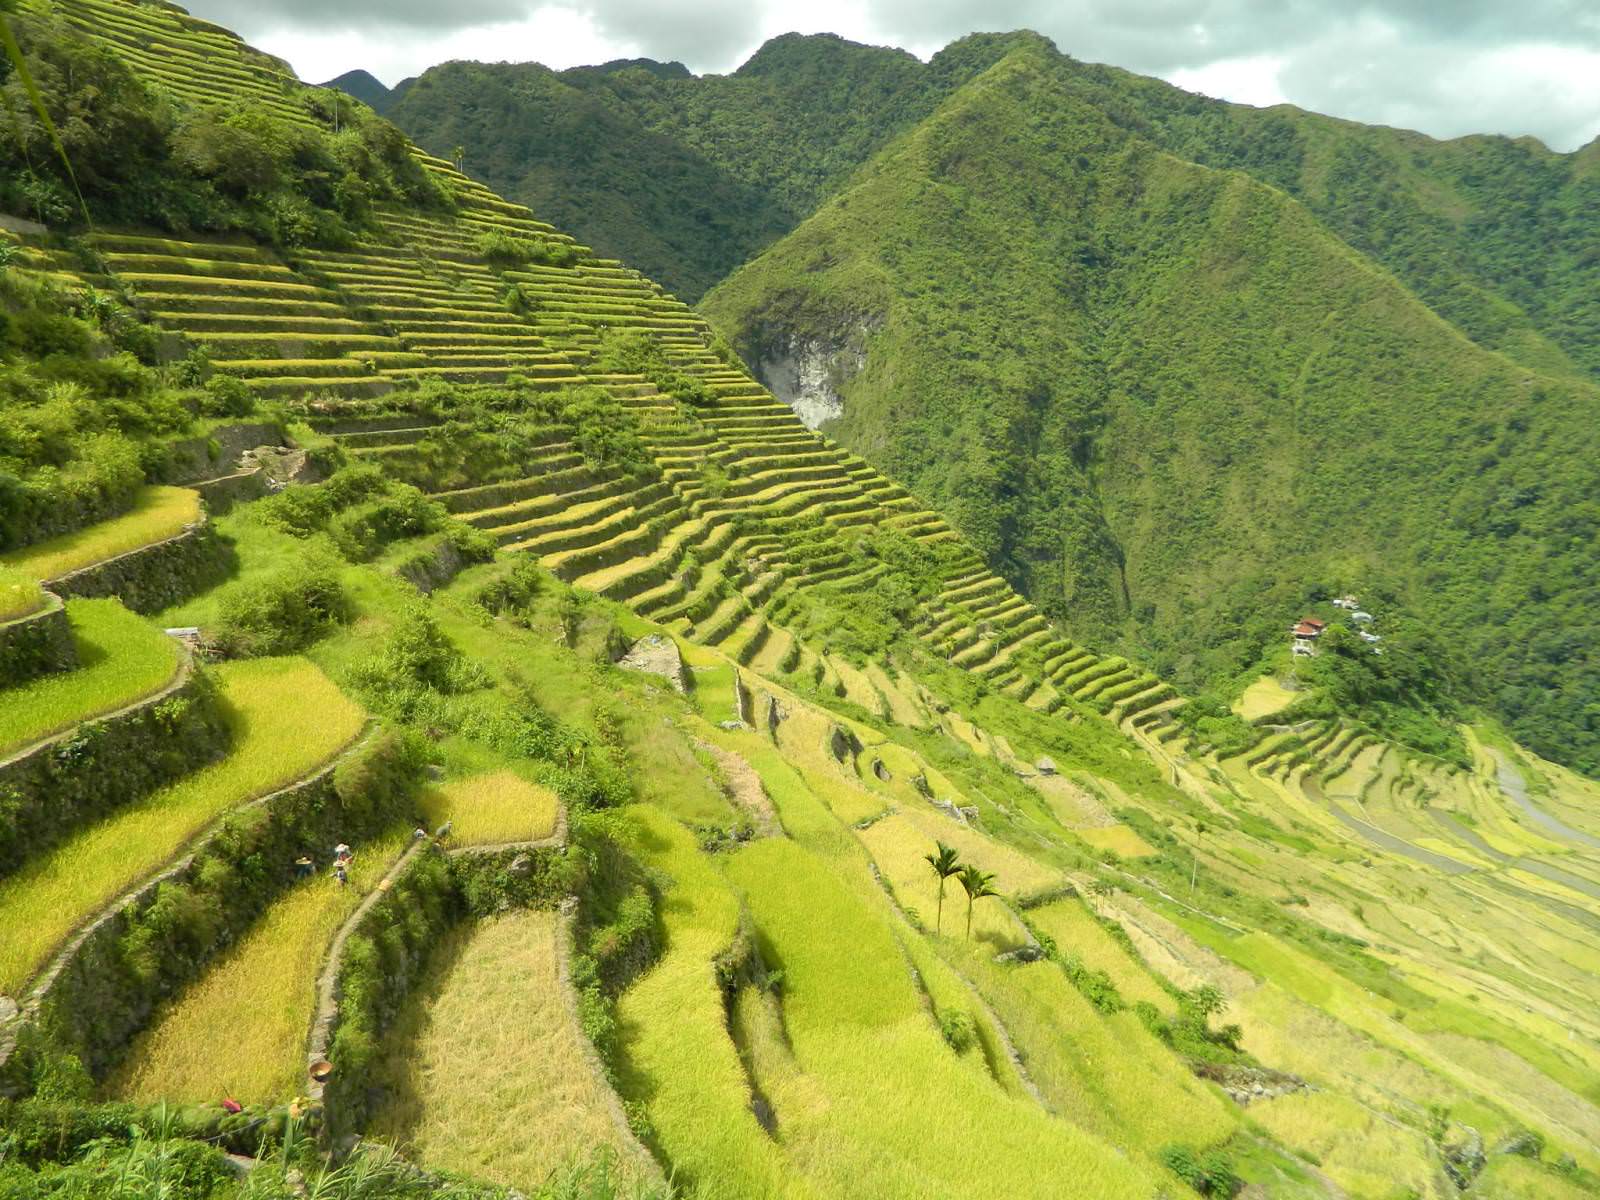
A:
[108,831,408,1106]
[0,657,364,995]
[612,806,807,1200]
[1473,1154,1596,1200]
[1076,824,1158,859]
[418,769,559,845]
[0,486,201,580]
[721,836,1163,1199]
[0,566,44,621]
[854,810,1044,949]
[368,909,648,1191]
[1246,1091,1439,1200]
[1025,897,1175,1013]
[0,599,180,756]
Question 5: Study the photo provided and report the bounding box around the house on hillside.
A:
[1351,611,1374,624]
[1290,616,1326,656]
[1332,596,1359,610]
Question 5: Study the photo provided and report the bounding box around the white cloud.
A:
[1166,53,1288,109]
[182,0,1600,149]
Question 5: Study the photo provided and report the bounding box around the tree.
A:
[923,841,961,933]
[957,864,998,940]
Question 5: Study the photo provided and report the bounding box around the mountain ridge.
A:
[702,40,1600,774]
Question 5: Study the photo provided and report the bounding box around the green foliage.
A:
[25,728,417,1079]
[705,42,1600,775]
[475,228,579,268]
[253,466,390,539]
[1158,1143,1242,1197]
[211,562,350,657]
[323,851,460,1140]
[1283,622,1468,765]
[0,274,196,553]
[569,813,660,1072]
[598,331,710,408]
[382,34,1030,298]
[0,665,229,883]
[346,602,487,714]
[562,385,650,475]
[0,8,447,240]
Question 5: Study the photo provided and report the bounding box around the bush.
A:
[211,563,350,657]
[1159,1144,1241,1196]
[326,485,445,561]
[199,374,252,418]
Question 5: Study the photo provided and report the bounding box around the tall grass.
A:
[1247,1091,1439,1200]
[0,599,178,755]
[854,811,1036,950]
[722,837,1162,1199]
[612,807,808,1200]
[369,910,647,1190]
[1026,897,1175,1013]
[0,565,43,621]
[419,769,559,845]
[2,486,202,581]
[0,657,363,993]
[109,832,408,1105]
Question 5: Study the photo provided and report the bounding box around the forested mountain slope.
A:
[2,3,1599,1198]
[372,32,1600,384]
[374,33,1032,298]
[703,40,1600,775]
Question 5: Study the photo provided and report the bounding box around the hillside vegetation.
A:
[374,31,1600,389]
[377,33,1041,299]
[0,4,1597,1200]
[703,41,1600,776]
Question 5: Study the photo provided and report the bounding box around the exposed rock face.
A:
[1191,1062,1312,1107]
[1443,1127,1486,1188]
[758,320,878,430]
[616,633,687,692]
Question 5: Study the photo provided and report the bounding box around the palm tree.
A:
[958,865,998,940]
[923,841,962,933]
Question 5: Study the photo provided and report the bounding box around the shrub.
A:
[1158,1144,1241,1197]
[199,374,252,418]
[938,1008,976,1054]
[211,563,350,657]
[7,309,90,359]
[326,485,444,561]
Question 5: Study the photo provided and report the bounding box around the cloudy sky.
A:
[184,0,1600,151]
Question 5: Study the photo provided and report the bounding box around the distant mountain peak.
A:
[319,68,413,114]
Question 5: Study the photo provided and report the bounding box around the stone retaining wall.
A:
[0,590,75,684]
[554,899,664,1184]
[47,519,234,614]
[0,648,227,882]
[0,727,385,1093]
[194,467,270,514]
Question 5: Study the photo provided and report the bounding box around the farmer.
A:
[334,842,352,864]
[293,856,314,880]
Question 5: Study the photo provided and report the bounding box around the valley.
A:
[0,3,1595,1199]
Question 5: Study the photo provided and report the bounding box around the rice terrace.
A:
[0,1,1598,1197]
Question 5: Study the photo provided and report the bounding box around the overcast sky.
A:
[185,0,1600,152]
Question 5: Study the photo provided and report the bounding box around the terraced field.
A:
[2,5,1597,1198]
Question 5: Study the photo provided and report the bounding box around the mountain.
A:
[320,67,413,113]
[380,33,1036,298]
[702,37,1600,775]
[378,32,1600,390]
[3,2,1600,1197]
